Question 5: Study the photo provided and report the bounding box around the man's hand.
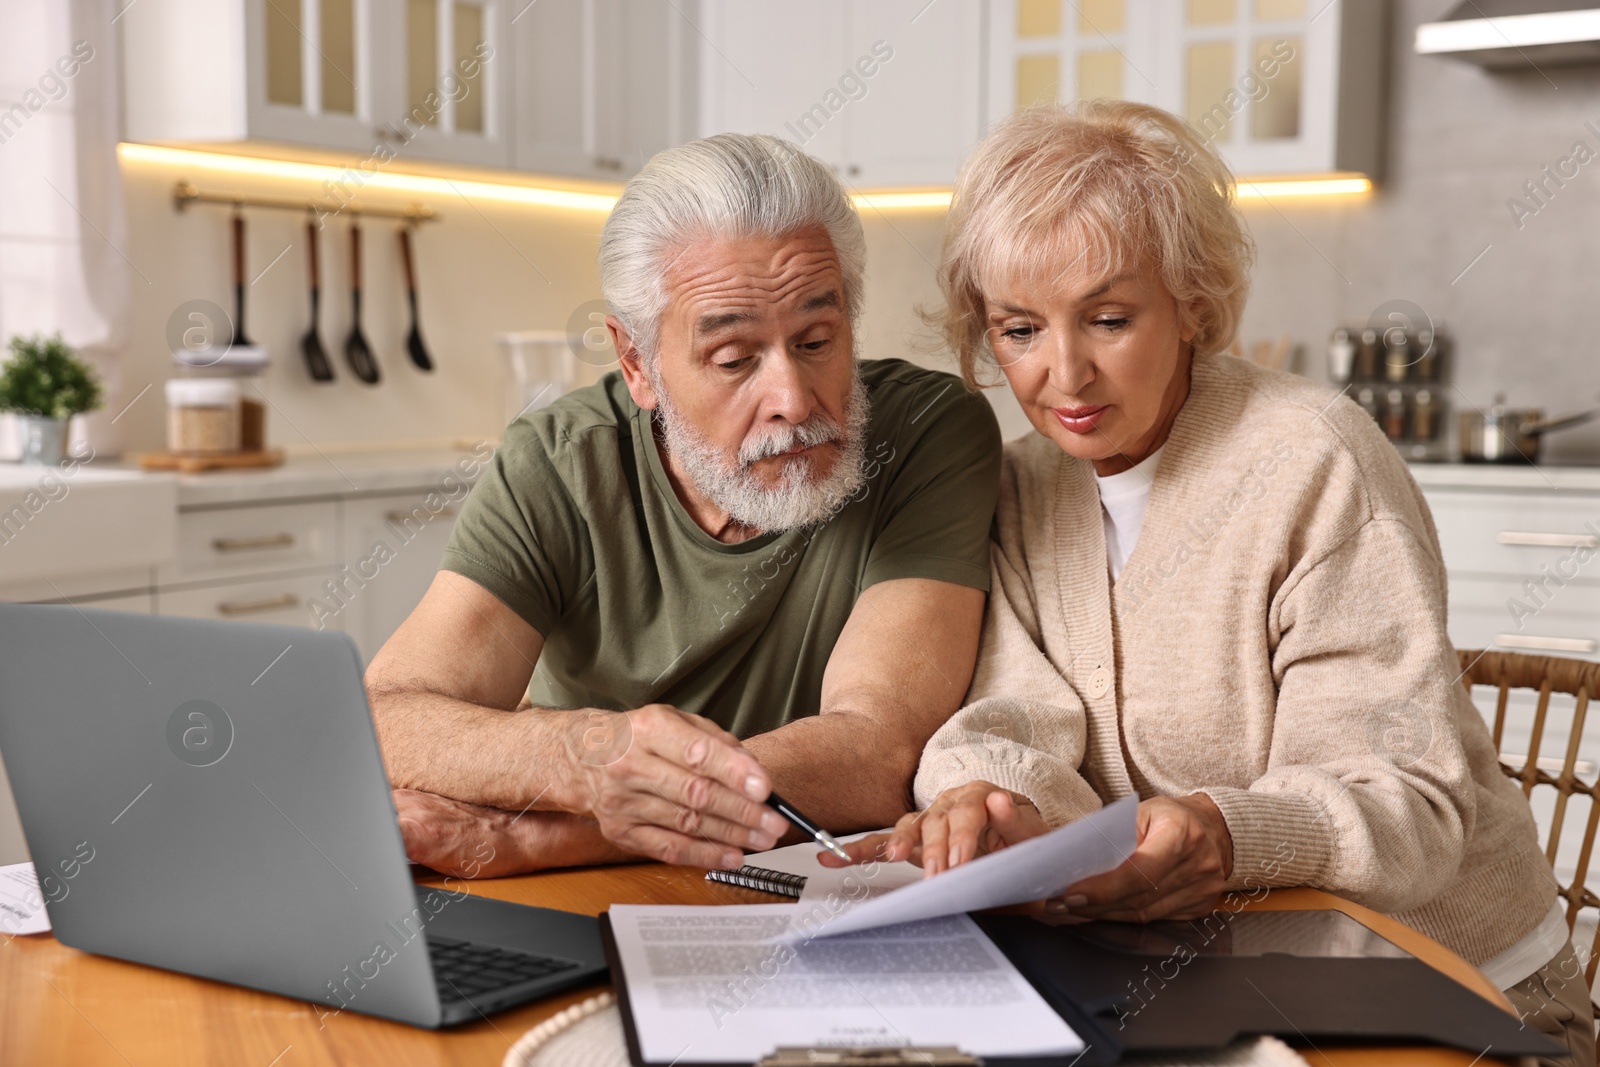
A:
[572,705,790,870]
[1055,795,1234,922]
[395,788,635,877]
[818,781,1050,875]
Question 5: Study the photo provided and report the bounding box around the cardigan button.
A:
[1088,666,1111,698]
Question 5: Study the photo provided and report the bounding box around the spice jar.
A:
[1383,387,1408,440]
[1383,328,1411,383]
[1413,389,1438,440]
[166,379,241,455]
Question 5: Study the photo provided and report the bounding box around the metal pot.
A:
[1458,395,1597,463]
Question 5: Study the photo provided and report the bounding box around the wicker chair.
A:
[1458,648,1600,1029]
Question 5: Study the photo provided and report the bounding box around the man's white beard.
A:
[651,366,871,533]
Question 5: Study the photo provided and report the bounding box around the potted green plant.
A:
[0,333,103,466]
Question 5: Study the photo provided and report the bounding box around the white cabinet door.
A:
[338,494,462,662]
[594,0,699,174]
[511,0,697,179]
[983,0,1382,179]
[381,0,513,168]
[986,0,1165,118]
[245,0,385,153]
[840,1,983,188]
[125,0,514,167]
[509,0,600,176]
[697,0,850,171]
[698,1,983,187]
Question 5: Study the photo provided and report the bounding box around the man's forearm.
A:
[743,710,922,832]
[371,687,591,814]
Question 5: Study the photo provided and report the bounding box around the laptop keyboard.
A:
[428,935,579,1003]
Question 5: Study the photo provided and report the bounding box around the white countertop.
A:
[1408,462,1600,493]
[109,447,492,508]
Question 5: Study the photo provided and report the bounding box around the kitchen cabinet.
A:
[511,0,700,179]
[1415,468,1600,888]
[151,490,460,662]
[338,492,462,662]
[985,0,1384,179]
[157,500,340,587]
[156,571,341,630]
[696,0,984,188]
[122,0,513,168]
[1419,480,1600,664]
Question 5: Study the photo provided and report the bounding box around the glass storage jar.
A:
[165,378,241,455]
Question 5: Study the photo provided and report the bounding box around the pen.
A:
[766,790,852,862]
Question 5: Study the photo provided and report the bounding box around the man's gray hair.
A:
[599,133,866,362]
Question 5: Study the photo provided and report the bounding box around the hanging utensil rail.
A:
[172,182,439,222]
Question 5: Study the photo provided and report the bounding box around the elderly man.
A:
[367,133,1001,877]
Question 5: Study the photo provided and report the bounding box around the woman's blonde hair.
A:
[935,100,1255,389]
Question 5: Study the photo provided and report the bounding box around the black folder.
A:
[974,910,1565,1060]
[601,908,1562,1065]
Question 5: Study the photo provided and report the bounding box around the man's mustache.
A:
[738,414,845,466]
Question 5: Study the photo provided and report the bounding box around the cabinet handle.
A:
[1495,633,1598,654]
[212,533,296,553]
[217,593,300,617]
[1496,531,1599,549]
[385,507,457,524]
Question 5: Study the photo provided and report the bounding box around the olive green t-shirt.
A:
[440,358,1000,738]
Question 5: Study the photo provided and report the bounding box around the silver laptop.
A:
[0,604,607,1028]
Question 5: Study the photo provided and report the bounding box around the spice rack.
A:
[1327,325,1452,462]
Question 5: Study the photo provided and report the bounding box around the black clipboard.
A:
[599,912,1124,1067]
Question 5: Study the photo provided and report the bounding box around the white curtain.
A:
[0,0,129,459]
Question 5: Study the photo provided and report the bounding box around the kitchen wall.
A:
[113,156,619,457]
[108,0,1600,462]
[1235,0,1600,464]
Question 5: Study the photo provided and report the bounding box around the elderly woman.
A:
[826,101,1590,1062]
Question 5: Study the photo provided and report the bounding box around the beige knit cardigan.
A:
[915,354,1557,966]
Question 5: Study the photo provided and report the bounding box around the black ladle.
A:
[398,225,433,371]
[344,222,380,384]
[299,219,334,381]
[231,210,252,347]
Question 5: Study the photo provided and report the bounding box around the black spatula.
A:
[300,220,334,382]
[344,222,380,384]
[399,225,433,372]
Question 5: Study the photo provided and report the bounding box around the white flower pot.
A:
[15,414,67,466]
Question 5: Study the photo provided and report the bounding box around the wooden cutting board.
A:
[136,449,285,473]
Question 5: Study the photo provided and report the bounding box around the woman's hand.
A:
[817,780,1050,875]
[1053,794,1234,922]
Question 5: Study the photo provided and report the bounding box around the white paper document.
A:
[608,903,1083,1062]
[785,794,1139,941]
[0,862,51,936]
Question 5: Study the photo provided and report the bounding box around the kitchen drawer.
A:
[1425,489,1600,581]
[1448,576,1600,662]
[157,573,341,633]
[161,502,338,586]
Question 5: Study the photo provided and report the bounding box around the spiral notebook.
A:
[703,864,807,897]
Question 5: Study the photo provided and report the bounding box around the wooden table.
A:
[0,865,1518,1067]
